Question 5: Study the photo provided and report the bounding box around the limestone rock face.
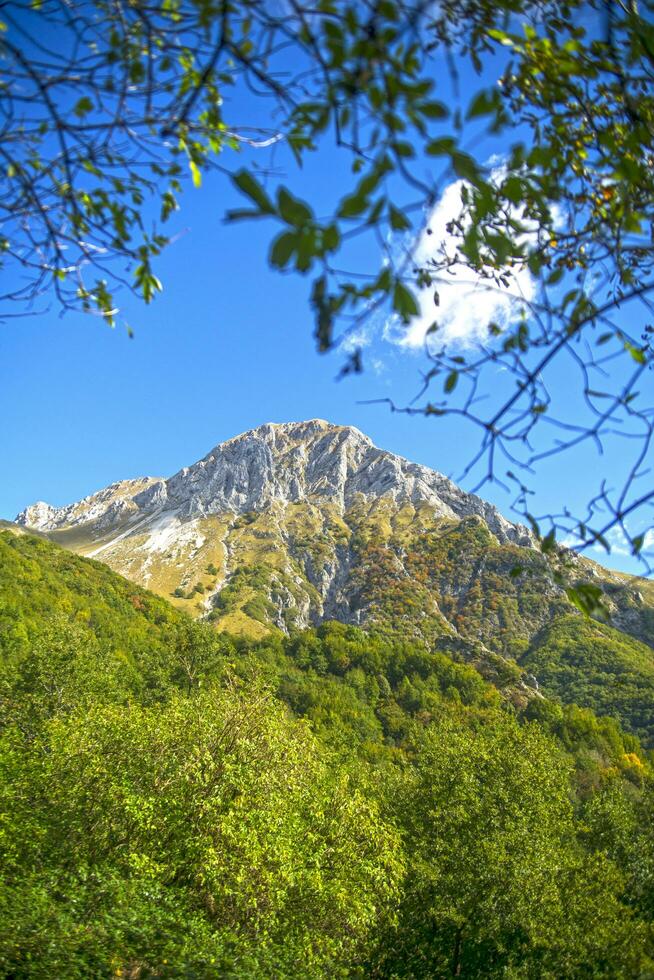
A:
[16,500,58,530]
[16,478,160,532]
[14,419,652,655]
[16,419,530,546]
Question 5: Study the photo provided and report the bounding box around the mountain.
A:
[15,419,654,740]
[4,443,654,971]
[15,420,530,629]
[17,420,529,538]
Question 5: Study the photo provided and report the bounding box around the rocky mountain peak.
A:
[17,501,57,529]
[222,418,371,448]
[15,420,530,546]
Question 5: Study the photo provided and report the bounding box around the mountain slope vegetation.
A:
[1,528,654,976]
[521,615,654,746]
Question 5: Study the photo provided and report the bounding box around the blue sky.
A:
[1,17,650,575]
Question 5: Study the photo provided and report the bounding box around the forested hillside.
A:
[1,529,654,977]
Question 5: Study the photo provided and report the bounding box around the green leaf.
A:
[466,89,499,120]
[502,175,524,205]
[189,160,202,188]
[270,231,297,268]
[625,342,647,365]
[294,228,316,272]
[322,223,340,252]
[338,192,369,218]
[277,188,313,227]
[418,100,449,120]
[452,152,481,183]
[487,27,514,46]
[565,584,609,620]
[231,170,275,214]
[392,282,419,321]
[525,513,541,538]
[444,370,458,393]
[73,97,94,119]
[358,170,385,197]
[562,288,581,309]
[389,205,411,232]
[391,140,415,159]
[540,529,557,554]
[425,137,456,157]
[225,208,268,222]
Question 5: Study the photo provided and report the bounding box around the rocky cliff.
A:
[18,420,530,544]
[15,420,652,661]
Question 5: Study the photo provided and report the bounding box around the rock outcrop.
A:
[17,419,530,545]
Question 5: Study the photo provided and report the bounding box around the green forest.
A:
[2,529,654,978]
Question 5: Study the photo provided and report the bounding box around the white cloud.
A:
[593,526,631,557]
[340,324,375,354]
[385,178,537,351]
[590,524,654,558]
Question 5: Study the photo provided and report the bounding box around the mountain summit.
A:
[17,419,529,545]
[15,421,652,704]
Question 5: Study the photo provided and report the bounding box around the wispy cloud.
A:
[385,177,537,351]
[561,524,654,566]
[591,525,654,558]
[340,324,375,354]
[593,526,632,557]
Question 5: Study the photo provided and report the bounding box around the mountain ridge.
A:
[16,419,531,546]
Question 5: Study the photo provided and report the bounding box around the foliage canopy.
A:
[1,529,654,975]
